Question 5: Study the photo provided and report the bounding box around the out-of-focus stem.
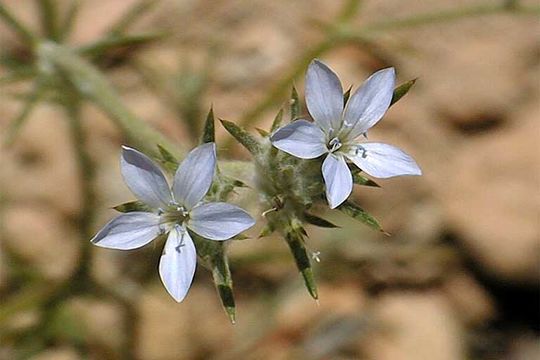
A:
[37,41,181,158]
[0,3,36,45]
[228,0,538,149]
[36,0,60,41]
[65,97,94,284]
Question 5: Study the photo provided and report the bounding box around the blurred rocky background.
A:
[0,0,539,359]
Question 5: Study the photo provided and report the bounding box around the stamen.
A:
[311,251,321,263]
[343,120,353,127]
[175,226,186,253]
[262,207,278,217]
[328,137,342,152]
[355,145,368,158]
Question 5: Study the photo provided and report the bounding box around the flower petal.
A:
[342,68,395,139]
[305,59,344,133]
[159,226,197,302]
[189,202,255,240]
[172,143,216,210]
[345,142,422,178]
[121,146,172,209]
[90,212,161,250]
[270,120,327,159]
[322,154,353,209]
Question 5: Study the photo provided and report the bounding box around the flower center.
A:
[160,202,189,226]
[327,137,342,153]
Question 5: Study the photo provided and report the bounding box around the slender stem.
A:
[37,41,182,158]
[36,0,60,41]
[0,3,36,45]
[107,0,160,35]
[229,0,538,145]
[65,97,94,284]
[362,2,539,33]
[58,0,83,42]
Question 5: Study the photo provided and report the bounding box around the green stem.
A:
[362,2,539,33]
[228,1,538,147]
[65,97,94,284]
[36,0,60,41]
[37,41,181,158]
[0,3,36,45]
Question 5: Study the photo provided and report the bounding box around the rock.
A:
[438,106,540,283]
[275,282,366,332]
[442,273,496,326]
[136,285,194,360]
[363,291,465,360]
[0,105,81,215]
[3,204,80,282]
[64,297,125,352]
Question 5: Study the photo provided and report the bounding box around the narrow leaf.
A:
[338,201,387,234]
[285,231,318,300]
[303,212,339,228]
[201,107,215,144]
[157,144,179,173]
[211,251,236,324]
[258,224,275,238]
[4,85,44,146]
[390,78,417,107]
[255,127,269,137]
[343,85,353,105]
[36,0,60,41]
[190,232,236,324]
[107,0,160,35]
[219,119,261,155]
[0,4,36,45]
[77,32,166,58]
[270,108,284,132]
[59,0,83,42]
[113,200,152,213]
[352,172,381,187]
[290,86,300,121]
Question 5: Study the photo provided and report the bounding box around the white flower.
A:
[271,59,421,209]
[90,143,255,302]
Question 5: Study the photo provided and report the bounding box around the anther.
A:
[355,145,367,158]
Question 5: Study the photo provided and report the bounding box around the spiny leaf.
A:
[4,84,44,146]
[338,201,388,234]
[290,86,300,121]
[37,0,60,41]
[255,127,269,137]
[343,85,353,105]
[285,231,318,299]
[220,119,261,155]
[232,233,250,240]
[258,224,275,238]
[113,200,152,213]
[211,248,236,324]
[201,107,215,144]
[107,0,160,35]
[0,4,36,45]
[270,108,284,132]
[77,32,167,58]
[303,212,339,228]
[190,231,236,324]
[352,172,381,187]
[157,144,179,173]
[390,78,417,107]
[58,0,82,42]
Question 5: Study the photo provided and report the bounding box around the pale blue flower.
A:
[91,143,255,302]
[271,60,421,209]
